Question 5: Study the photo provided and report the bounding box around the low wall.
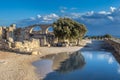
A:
[105,38,120,55]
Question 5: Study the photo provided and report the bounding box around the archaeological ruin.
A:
[0,24,55,54]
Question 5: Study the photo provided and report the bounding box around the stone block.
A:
[8,37,14,42]
[31,51,41,55]
[14,42,23,48]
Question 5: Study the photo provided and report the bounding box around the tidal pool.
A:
[33,51,120,80]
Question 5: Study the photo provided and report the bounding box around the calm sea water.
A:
[33,51,120,80]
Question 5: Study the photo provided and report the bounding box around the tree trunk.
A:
[77,37,82,46]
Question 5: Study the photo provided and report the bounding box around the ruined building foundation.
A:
[0,24,55,54]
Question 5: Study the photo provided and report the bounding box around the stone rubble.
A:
[0,24,54,54]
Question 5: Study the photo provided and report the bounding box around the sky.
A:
[0,0,120,36]
[0,0,120,25]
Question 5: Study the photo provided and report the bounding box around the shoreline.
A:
[0,40,107,80]
[38,46,83,57]
[0,46,84,80]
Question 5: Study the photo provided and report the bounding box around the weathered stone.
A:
[14,42,23,48]
[8,37,14,42]
[31,51,41,55]
[0,24,56,54]
[31,51,38,55]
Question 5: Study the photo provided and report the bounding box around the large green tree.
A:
[53,18,87,43]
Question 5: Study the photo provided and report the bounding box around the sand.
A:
[38,46,83,56]
[0,40,105,80]
[0,51,40,80]
[0,46,83,80]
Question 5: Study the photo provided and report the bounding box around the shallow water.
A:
[33,51,120,80]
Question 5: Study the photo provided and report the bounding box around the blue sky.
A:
[0,0,120,36]
[0,0,120,25]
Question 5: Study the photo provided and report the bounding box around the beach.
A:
[0,46,85,80]
[0,40,106,80]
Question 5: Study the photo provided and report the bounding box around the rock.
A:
[32,51,41,55]
[31,51,38,55]
[32,51,38,55]
[48,44,51,47]
[38,51,41,55]
[8,37,14,43]
[0,60,7,64]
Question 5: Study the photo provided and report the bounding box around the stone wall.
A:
[0,38,40,54]
[12,38,40,53]
[0,24,53,54]
[105,39,120,55]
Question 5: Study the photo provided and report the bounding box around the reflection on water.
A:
[56,51,85,73]
[33,51,120,80]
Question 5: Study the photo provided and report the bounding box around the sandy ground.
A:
[0,46,84,80]
[0,51,40,80]
[37,46,83,56]
[0,40,105,80]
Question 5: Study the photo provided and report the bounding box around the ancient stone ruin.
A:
[0,24,55,54]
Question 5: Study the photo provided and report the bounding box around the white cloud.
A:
[48,13,59,18]
[60,6,67,13]
[30,17,35,20]
[42,13,59,21]
[98,11,111,15]
[70,13,81,18]
[37,15,41,18]
[86,11,94,16]
[16,13,59,26]
[110,6,116,12]
[107,16,114,21]
[43,17,52,21]
[16,6,120,36]
[60,10,65,13]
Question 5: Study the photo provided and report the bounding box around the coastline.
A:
[0,46,84,80]
[0,40,109,80]
[0,39,110,80]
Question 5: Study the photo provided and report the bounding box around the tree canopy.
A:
[103,34,112,38]
[52,18,87,41]
[84,34,112,39]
